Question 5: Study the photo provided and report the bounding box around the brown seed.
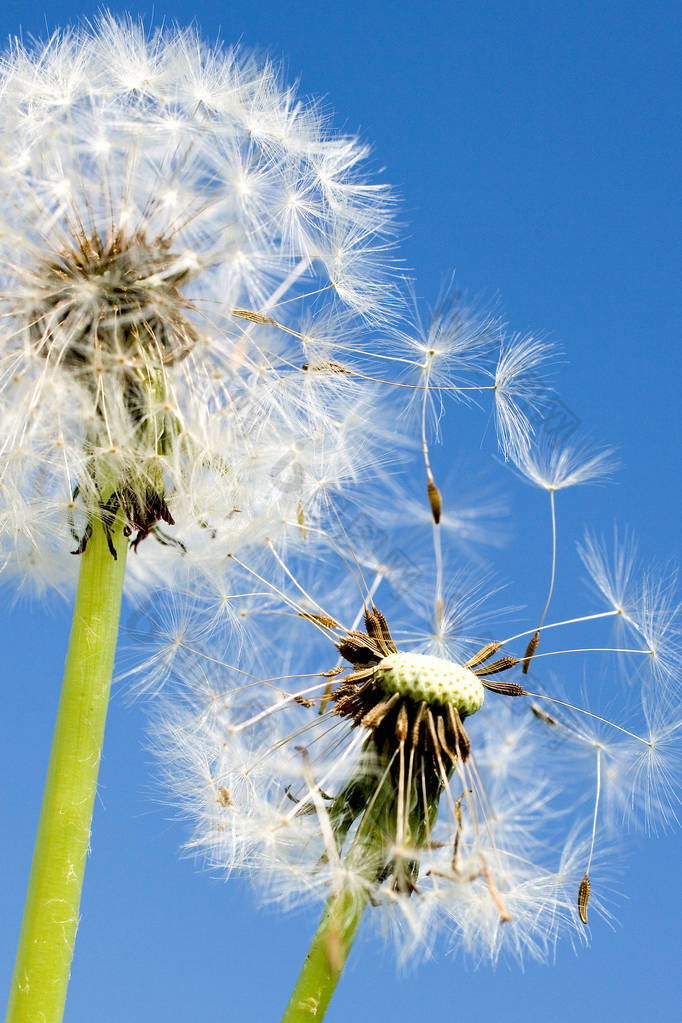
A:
[361,693,400,730]
[216,786,233,808]
[448,705,471,761]
[480,679,527,697]
[298,612,340,629]
[363,609,384,650]
[364,605,398,654]
[522,630,540,674]
[530,703,558,726]
[427,479,442,524]
[474,655,520,676]
[296,502,307,539]
[232,307,276,325]
[436,714,457,762]
[578,873,591,924]
[302,359,352,374]
[464,641,503,670]
[396,704,409,744]
[331,689,355,714]
[452,794,465,868]
[341,667,375,685]
[337,630,381,665]
[412,702,426,745]
[293,695,315,708]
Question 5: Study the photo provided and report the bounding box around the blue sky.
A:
[1,2,680,1021]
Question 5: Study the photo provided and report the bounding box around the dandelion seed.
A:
[427,479,442,524]
[217,786,234,808]
[522,629,541,673]
[578,873,591,924]
[530,704,558,726]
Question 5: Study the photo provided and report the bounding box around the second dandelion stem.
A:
[280,887,367,1022]
[5,514,127,1023]
[281,754,406,1022]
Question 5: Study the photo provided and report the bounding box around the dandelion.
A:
[151,487,680,1019]
[0,16,400,591]
[0,16,402,1021]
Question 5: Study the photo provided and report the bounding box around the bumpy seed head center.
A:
[376,652,485,717]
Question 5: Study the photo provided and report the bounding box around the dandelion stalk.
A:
[281,755,398,1022]
[6,513,127,1023]
[281,887,367,1022]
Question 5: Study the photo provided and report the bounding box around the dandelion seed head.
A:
[0,14,400,587]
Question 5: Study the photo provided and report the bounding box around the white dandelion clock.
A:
[0,14,401,587]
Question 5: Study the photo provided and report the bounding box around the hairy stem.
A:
[280,886,368,1023]
[6,515,128,1023]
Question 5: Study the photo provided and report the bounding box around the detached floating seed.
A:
[427,479,442,524]
[578,873,591,924]
[531,704,558,726]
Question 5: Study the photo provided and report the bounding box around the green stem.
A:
[280,886,368,1023]
[281,742,414,1022]
[6,515,128,1023]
